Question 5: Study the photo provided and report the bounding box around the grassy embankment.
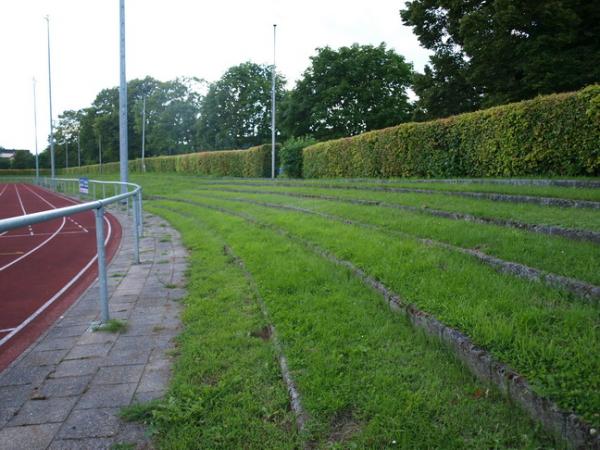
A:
[110,174,598,448]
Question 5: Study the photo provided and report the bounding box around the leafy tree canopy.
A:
[283,43,413,140]
[40,77,204,167]
[401,0,600,119]
[196,62,286,150]
[11,150,35,169]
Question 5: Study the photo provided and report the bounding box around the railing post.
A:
[132,193,140,264]
[94,206,110,323]
[137,189,143,237]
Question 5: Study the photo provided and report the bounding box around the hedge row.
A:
[303,85,600,178]
[61,145,277,177]
[0,169,50,177]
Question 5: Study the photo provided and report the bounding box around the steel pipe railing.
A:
[0,177,143,325]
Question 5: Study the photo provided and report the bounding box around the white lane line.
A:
[0,230,88,239]
[41,188,79,205]
[67,217,88,232]
[0,218,66,272]
[25,185,90,232]
[0,328,16,333]
[0,214,113,348]
[0,185,67,272]
[21,183,60,209]
[14,184,34,236]
[0,185,11,235]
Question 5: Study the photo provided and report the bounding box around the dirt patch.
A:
[250,325,272,341]
[327,409,362,445]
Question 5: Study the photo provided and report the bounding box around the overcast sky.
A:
[0,0,431,152]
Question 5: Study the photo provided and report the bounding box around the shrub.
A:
[279,137,317,178]
[60,145,278,178]
[303,85,600,178]
[0,169,51,177]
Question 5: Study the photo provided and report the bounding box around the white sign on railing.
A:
[79,177,89,194]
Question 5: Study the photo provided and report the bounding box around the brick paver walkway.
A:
[0,206,187,449]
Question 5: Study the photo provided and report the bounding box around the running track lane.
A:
[0,183,122,371]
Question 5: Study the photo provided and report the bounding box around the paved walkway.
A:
[0,206,187,449]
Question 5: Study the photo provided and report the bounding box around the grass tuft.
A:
[93,319,128,333]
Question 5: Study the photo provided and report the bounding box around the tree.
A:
[283,43,413,140]
[132,77,204,156]
[411,49,482,120]
[54,110,83,168]
[51,77,203,165]
[196,62,286,150]
[401,0,600,118]
[11,150,35,169]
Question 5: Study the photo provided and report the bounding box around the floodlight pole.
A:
[77,131,81,167]
[45,15,55,180]
[98,135,102,173]
[65,141,69,169]
[271,24,277,179]
[32,78,39,180]
[141,96,146,172]
[118,0,128,192]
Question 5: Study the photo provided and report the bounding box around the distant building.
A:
[0,149,16,160]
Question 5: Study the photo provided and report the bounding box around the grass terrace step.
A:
[184,180,600,232]
[164,193,600,429]
[146,199,558,448]
[187,188,600,287]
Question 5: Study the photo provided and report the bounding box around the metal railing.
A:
[0,177,143,324]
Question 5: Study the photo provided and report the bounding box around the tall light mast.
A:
[271,24,277,179]
[45,15,55,179]
[119,0,128,191]
[32,78,40,180]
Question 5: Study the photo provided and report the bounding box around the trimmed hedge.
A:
[303,85,600,178]
[0,169,50,177]
[62,145,277,178]
[62,162,120,176]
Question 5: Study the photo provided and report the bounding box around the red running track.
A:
[0,183,121,371]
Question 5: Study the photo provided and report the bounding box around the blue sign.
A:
[79,177,89,194]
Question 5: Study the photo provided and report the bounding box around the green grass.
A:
[78,173,599,446]
[184,176,600,201]
[146,200,557,448]
[110,443,136,450]
[155,194,600,427]
[130,207,299,449]
[287,178,600,202]
[93,319,129,333]
[185,188,600,286]
[187,180,600,231]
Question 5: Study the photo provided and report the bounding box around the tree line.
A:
[23,0,598,169]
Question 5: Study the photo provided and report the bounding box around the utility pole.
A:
[78,131,81,167]
[119,0,128,192]
[32,78,39,180]
[141,96,146,172]
[98,135,102,174]
[65,141,68,169]
[45,15,55,179]
[271,24,277,179]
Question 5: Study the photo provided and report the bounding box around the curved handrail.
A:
[0,177,143,325]
[0,178,141,233]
